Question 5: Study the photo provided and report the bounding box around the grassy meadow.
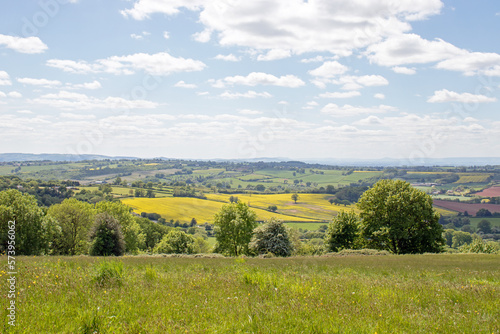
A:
[2,254,499,333]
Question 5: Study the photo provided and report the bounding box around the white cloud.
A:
[68,80,102,90]
[374,93,385,100]
[356,115,383,125]
[0,91,5,97]
[193,28,212,43]
[355,75,389,87]
[122,0,443,56]
[300,56,337,63]
[214,72,305,88]
[392,66,417,75]
[436,52,500,76]
[427,89,497,103]
[131,33,144,40]
[238,109,263,115]
[219,90,272,99]
[8,91,22,98]
[163,31,170,39]
[257,49,291,61]
[121,0,205,20]
[214,54,240,62]
[309,61,348,78]
[17,77,62,88]
[302,101,319,110]
[174,80,197,89]
[59,113,96,120]
[318,91,361,99]
[321,104,397,116]
[16,110,33,114]
[31,90,158,110]
[47,52,206,76]
[0,71,12,86]
[366,33,464,66]
[0,34,48,54]
[197,91,209,96]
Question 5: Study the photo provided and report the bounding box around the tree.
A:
[89,213,125,256]
[95,201,144,253]
[324,211,360,252]
[213,202,257,256]
[249,218,294,257]
[476,208,492,217]
[451,231,473,248]
[291,193,300,204]
[190,218,197,227]
[267,205,278,212]
[477,219,492,234]
[47,198,95,255]
[357,179,444,254]
[146,189,155,198]
[153,229,195,254]
[229,195,238,204]
[0,189,47,255]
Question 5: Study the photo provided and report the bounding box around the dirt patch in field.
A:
[475,186,500,198]
[433,199,500,215]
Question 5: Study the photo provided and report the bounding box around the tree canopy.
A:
[213,202,257,256]
[250,218,293,257]
[357,179,444,254]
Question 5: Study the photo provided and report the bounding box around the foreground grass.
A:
[2,254,499,333]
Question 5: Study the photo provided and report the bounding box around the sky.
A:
[0,0,499,163]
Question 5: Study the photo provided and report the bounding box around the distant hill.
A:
[1,153,499,166]
[0,153,138,162]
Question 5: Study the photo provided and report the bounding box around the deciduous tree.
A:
[213,202,257,256]
[357,180,444,254]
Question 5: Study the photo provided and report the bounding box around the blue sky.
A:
[1,0,499,163]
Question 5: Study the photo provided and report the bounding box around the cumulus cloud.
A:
[309,61,348,78]
[257,49,291,61]
[17,77,62,88]
[0,71,12,85]
[67,80,102,90]
[174,80,197,89]
[0,34,48,54]
[318,91,361,99]
[374,93,385,100]
[321,104,397,116]
[121,0,443,56]
[47,52,206,76]
[436,52,500,76]
[427,89,497,103]
[31,90,158,110]
[392,66,417,75]
[213,72,305,88]
[214,54,240,62]
[8,91,22,98]
[366,33,464,66]
[219,90,272,99]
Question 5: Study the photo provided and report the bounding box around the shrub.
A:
[153,229,195,254]
[249,218,294,257]
[459,237,500,254]
[324,211,359,252]
[89,213,125,256]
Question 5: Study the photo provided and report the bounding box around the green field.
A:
[469,217,500,229]
[4,254,499,333]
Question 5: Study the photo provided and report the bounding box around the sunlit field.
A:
[3,254,499,333]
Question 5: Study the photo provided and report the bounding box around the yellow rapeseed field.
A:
[121,196,323,223]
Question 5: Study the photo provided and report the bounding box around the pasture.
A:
[4,254,499,333]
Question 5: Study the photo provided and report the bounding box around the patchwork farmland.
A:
[433,199,500,216]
